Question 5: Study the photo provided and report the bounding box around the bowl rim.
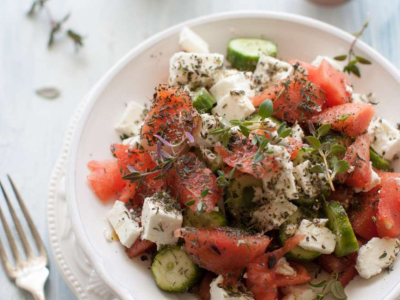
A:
[66,10,400,300]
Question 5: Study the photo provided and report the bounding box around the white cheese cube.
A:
[252,199,298,232]
[107,201,142,248]
[356,237,400,279]
[262,145,298,201]
[293,161,321,198]
[210,275,254,300]
[276,257,296,276]
[368,117,400,161]
[192,114,221,147]
[179,27,209,53]
[114,101,146,137]
[141,192,182,246]
[210,73,254,101]
[352,93,376,104]
[311,55,344,71]
[291,123,304,143]
[211,93,255,121]
[253,55,293,87]
[354,162,381,193]
[295,219,336,254]
[169,52,224,87]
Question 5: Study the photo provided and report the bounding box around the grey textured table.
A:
[1,0,399,299]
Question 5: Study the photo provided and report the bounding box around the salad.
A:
[87,26,400,300]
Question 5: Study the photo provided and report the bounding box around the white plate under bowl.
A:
[66,11,400,300]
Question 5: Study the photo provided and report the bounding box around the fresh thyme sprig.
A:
[309,272,347,300]
[27,0,84,50]
[306,122,349,191]
[334,15,371,77]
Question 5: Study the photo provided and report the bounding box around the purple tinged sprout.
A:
[185,131,194,143]
[154,134,175,147]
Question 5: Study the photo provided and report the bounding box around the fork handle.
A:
[15,266,49,300]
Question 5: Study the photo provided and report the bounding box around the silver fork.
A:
[0,175,49,300]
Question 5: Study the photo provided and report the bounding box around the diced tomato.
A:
[220,166,242,179]
[141,84,198,146]
[342,134,373,190]
[125,238,156,259]
[197,272,217,300]
[349,191,379,240]
[168,153,221,213]
[252,76,326,123]
[311,60,351,107]
[275,262,312,287]
[87,159,126,202]
[376,178,400,238]
[311,103,375,137]
[338,265,358,287]
[288,59,319,80]
[327,185,354,210]
[215,134,299,179]
[177,227,271,281]
[246,235,305,300]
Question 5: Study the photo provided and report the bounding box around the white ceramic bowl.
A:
[66,11,400,300]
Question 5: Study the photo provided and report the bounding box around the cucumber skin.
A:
[227,38,277,71]
[370,148,391,171]
[279,209,321,261]
[325,201,359,258]
[183,209,227,228]
[151,246,201,292]
[192,88,217,113]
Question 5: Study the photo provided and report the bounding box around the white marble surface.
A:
[1,0,400,299]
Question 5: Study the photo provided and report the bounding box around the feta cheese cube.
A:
[368,117,400,161]
[311,55,344,71]
[290,123,304,143]
[210,275,254,300]
[192,114,221,147]
[179,27,209,53]
[210,73,254,101]
[211,93,255,121]
[141,192,182,246]
[253,55,293,88]
[356,237,400,279]
[354,162,381,193]
[262,145,298,201]
[276,257,296,276]
[107,201,142,248]
[169,52,224,87]
[114,101,146,137]
[352,93,376,104]
[293,161,322,198]
[295,219,336,254]
[252,199,298,232]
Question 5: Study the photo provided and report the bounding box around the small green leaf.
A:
[306,136,321,150]
[185,200,195,206]
[337,114,351,122]
[279,128,292,139]
[330,281,347,300]
[308,279,328,288]
[230,119,241,125]
[334,55,347,61]
[334,160,350,175]
[308,121,316,137]
[329,145,346,156]
[36,87,60,100]
[221,132,230,147]
[310,165,325,174]
[258,99,274,119]
[229,166,237,181]
[200,189,209,198]
[277,122,287,135]
[356,56,372,65]
[239,125,250,137]
[209,128,227,135]
[317,124,331,138]
[253,151,264,163]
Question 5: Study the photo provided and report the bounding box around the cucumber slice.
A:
[370,148,391,171]
[151,246,200,292]
[279,209,321,261]
[183,208,227,228]
[325,201,359,257]
[192,88,217,113]
[227,38,278,71]
[226,175,263,225]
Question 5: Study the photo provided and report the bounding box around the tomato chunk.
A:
[177,227,270,281]
[252,76,326,123]
[311,103,375,137]
[125,238,155,259]
[376,178,400,238]
[288,59,319,81]
[197,272,217,300]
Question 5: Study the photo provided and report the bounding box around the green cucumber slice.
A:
[325,201,359,257]
[183,208,227,228]
[192,88,217,113]
[151,246,200,292]
[227,38,278,71]
[370,148,391,171]
[279,209,321,261]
